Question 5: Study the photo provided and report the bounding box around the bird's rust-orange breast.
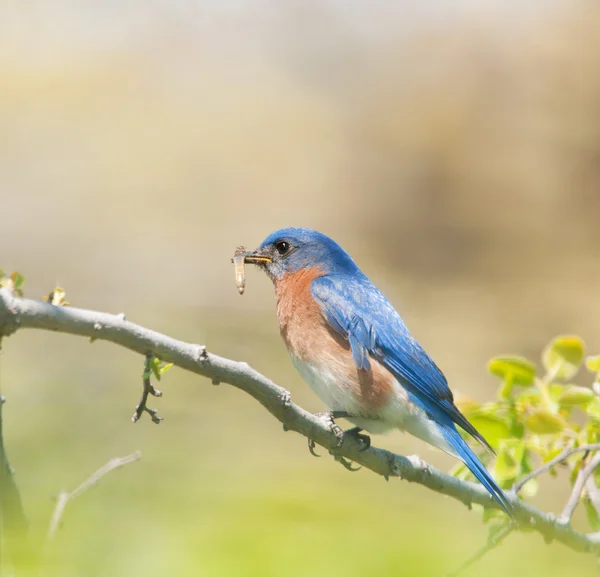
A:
[274,267,394,412]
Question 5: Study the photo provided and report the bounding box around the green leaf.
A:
[594,465,600,487]
[514,389,541,416]
[159,363,173,375]
[43,287,69,306]
[585,500,600,531]
[149,358,173,381]
[488,356,536,393]
[151,358,162,381]
[482,508,505,523]
[587,397,600,420]
[558,386,595,408]
[521,477,539,498]
[467,413,512,448]
[10,271,24,289]
[525,409,566,434]
[586,355,600,374]
[494,439,525,482]
[570,456,585,484]
[542,336,585,380]
[548,384,565,405]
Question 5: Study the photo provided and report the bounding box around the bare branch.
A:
[512,444,600,494]
[131,353,163,423]
[46,451,142,543]
[559,452,600,524]
[585,476,600,520]
[2,289,600,555]
[0,390,29,569]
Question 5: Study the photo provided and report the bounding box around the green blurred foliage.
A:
[1,3,600,575]
[1,273,599,576]
[0,270,25,297]
[455,335,600,530]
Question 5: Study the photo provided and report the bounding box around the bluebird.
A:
[243,227,512,515]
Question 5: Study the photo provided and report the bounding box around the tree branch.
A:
[0,391,29,569]
[131,353,163,423]
[559,453,600,524]
[512,444,600,494]
[46,451,142,543]
[2,288,600,555]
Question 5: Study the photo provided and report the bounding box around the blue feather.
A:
[439,420,513,516]
[311,274,513,515]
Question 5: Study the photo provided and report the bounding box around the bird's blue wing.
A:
[310,275,493,453]
[311,274,513,515]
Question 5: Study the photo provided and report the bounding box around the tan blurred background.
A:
[1,1,599,576]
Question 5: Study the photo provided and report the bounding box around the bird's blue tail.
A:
[441,423,513,517]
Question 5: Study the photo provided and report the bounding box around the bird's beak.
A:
[243,249,272,265]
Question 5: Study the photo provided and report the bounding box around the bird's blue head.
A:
[245,227,360,281]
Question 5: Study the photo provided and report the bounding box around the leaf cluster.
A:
[453,336,600,526]
[0,270,24,297]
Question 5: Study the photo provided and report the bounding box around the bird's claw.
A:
[315,411,345,445]
[333,454,361,472]
[311,411,368,469]
[308,438,321,457]
[343,427,371,451]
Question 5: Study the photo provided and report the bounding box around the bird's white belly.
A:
[290,355,454,452]
[291,355,362,413]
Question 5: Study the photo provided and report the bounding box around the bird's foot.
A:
[308,411,351,456]
[333,454,361,472]
[343,427,371,451]
[307,438,320,457]
[315,411,350,445]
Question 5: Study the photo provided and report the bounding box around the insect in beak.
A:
[231,246,272,294]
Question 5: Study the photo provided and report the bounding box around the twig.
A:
[46,451,141,543]
[131,353,163,423]
[559,452,600,524]
[0,391,29,569]
[512,444,600,493]
[585,476,600,521]
[446,523,514,577]
[3,289,600,555]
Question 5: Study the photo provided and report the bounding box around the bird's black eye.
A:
[275,241,290,255]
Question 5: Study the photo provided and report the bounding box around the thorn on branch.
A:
[132,353,164,424]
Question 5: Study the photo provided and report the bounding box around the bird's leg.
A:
[343,426,371,451]
[319,412,372,451]
[315,411,349,442]
[311,412,370,449]
[308,411,351,456]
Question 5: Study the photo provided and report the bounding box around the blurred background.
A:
[1,0,599,575]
